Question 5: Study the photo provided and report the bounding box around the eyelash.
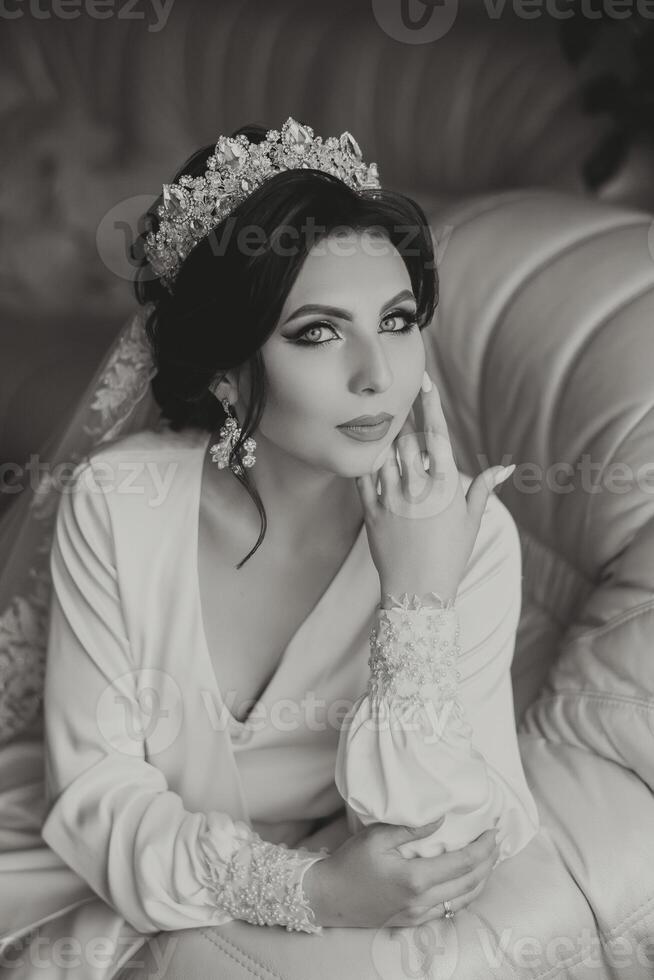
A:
[290,310,419,348]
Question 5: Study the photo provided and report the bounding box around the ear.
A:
[208,371,239,405]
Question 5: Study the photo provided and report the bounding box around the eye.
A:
[381,310,419,334]
[290,308,419,348]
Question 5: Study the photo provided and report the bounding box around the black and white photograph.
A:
[1,1,654,977]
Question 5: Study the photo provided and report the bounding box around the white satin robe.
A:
[0,426,538,978]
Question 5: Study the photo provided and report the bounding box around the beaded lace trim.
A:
[369,592,463,718]
[379,590,457,611]
[197,825,330,934]
[0,310,158,746]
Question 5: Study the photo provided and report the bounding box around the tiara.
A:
[142,116,382,290]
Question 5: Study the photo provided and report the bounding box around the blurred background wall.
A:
[2,0,654,512]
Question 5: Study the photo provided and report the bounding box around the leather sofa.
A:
[115,186,654,980]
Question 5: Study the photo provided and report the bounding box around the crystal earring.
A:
[209,398,257,472]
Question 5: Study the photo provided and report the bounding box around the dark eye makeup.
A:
[288,308,419,348]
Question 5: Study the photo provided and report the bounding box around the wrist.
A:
[301,856,329,927]
[298,813,350,853]
[378,586,459,609]
[302,855,344,928]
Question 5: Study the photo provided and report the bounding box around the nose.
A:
[347,333,394,394]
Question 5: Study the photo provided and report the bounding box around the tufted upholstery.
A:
[429,186,654,974]
[425,189,654,727]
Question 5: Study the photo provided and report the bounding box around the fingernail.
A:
[493,464,515,485]
[421,370,432,393]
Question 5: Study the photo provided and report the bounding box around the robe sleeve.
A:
[334,495,540,865]
[40,460,329,935]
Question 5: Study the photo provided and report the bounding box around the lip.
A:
[337,413,394,427]
[337,417,393,441]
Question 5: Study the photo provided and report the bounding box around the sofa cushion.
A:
[422,188,654,796]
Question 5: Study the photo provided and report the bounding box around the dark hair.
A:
[132,122,438,568]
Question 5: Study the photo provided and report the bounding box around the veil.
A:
[0,304,164,747]
[0,116,383,749]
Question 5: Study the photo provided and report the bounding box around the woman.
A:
[0,118,538,979]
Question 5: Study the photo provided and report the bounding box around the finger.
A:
[378,446,401,506]
[410,844,499,924]
[414,829,498,888]
[354,472,378,512]
[411,876,489,925]
[382,815,447,852]
[418,845,499,908]
[420,376,458,484]
[421,373,451,441]
[394,415,425,493]
[465,465,516,527]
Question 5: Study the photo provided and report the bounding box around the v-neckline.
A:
[192,429,366,735]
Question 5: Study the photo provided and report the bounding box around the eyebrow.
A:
[281,289,416,326]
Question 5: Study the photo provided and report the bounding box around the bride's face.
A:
[248,229,426,477]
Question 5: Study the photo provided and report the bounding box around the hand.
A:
[302,817,500,928]
[354,371,515,601]
[295,810,351,853]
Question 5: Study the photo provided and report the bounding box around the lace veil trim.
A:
[0,306,162,746]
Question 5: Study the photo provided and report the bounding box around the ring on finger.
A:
[413,897,458,926]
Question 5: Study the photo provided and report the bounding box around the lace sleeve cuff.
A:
[197,821,330,934]
[369,591,463,719]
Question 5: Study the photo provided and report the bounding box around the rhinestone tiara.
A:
[142,116,382,290]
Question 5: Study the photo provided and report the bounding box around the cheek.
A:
[256,368,328,443]
[394,338,426,392]
[261,352,330,414]
[258,336,426,437]
[265,377,319,418]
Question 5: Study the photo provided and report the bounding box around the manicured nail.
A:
[494,464,516,485]
[421,370,432,392]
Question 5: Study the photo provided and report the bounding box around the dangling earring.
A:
[209,397,257,472]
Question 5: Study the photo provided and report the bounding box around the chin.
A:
[334,445,393,476]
